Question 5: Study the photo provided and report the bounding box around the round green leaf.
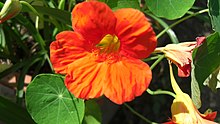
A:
[26,74,85,124]
[146,0,195,20]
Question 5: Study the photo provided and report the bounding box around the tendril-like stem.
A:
[124,103,158,124]
[157,9,209,39]
[150,54,165,70]
[146,88,176,98]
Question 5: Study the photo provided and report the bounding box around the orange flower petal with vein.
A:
[50,31,88,74]
[65,54,151,104]
[72,1,116,44]
[115,8,157,59]
[50,1,157,104]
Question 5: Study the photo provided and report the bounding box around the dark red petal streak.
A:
[114,8,157,59]
[50,31,88,74]
[104,57,152,104]
[72,1,116,44]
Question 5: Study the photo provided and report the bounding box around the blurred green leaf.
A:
[191,63,201,108]
[105,0,140,10]
[0,25,6,49]
[26,74,85,124]
[0,52,45,79]
[83,100,102,124]
[203,66,220,92]
[192,32,220,86]
[191,32,220,107]
[208,0,220,33]
[22,5,71,26]
[0,63,12,73]
[0,96,35,124]
[146,0,195,20]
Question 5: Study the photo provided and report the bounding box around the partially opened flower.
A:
[0,0,22,23]
[50,1,157,104]
[164,62,217,124]
[155,37,205,77]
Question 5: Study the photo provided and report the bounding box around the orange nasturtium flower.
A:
[164,62,217,124]
[155,37,205,77]
[50,1,157,104]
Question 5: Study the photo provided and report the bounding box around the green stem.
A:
[142,54,163,62]
[147,13,179,44]
[45,54,54,73]
[157,9,209,39]
[124,103,158,124]
[146,89,176,98]
[58,0,66,10]
[20,1,42,18]
[150,54,165,70]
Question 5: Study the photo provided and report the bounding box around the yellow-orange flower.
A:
[155,37,205,77]
[50,1,157,104]
[164,62,217,124]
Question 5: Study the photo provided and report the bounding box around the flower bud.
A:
[0,0,22,23]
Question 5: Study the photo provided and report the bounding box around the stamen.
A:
[94,34,121,63]
[96,34,120,53]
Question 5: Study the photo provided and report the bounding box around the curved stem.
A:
[45,54,54,73]
[142,54,163,62]
[20,1,43,18]
[124,103,158,124]
[146,89,176,98]
[150,54,165,70]
[157,9,209,39]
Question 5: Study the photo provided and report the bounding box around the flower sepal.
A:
[0,0,22,23]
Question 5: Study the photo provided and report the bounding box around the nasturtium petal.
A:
[146,0,195,20]
[50,31,88,74]
[65,54,106,99]
[26,74,85,124]
[104,57,152,104]
[65,54,151,104]
[114,8,157,59]
[72,1,116,44]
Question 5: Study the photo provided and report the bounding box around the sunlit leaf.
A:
[0,25,6,49]
[26,74,85,124]
[83,100,102,124]
[191,32,220,107]
[146,0,195,20]
[191,63,201,108]
[203,67,220,92]
[208,0,220,33]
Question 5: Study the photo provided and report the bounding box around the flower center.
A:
[96,34,120,53]
[93,34,121,63]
